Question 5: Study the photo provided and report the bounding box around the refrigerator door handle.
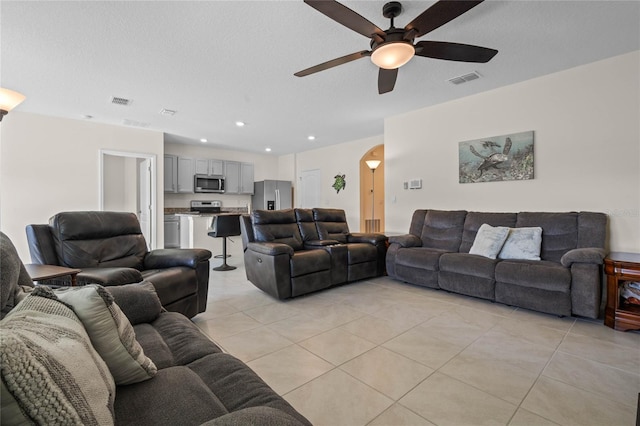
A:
[275,189,280,210]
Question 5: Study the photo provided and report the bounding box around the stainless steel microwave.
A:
[194,174,225,193]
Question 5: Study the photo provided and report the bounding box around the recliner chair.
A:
[26,211,212,318]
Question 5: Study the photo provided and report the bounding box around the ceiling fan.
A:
[294,0,498,94]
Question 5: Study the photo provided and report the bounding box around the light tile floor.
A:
[192,262,640,426]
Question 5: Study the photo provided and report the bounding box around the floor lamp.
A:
[365,160,381,232]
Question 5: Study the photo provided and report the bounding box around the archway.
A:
[360,145,384,233]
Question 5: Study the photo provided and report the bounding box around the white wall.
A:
[164,142,279,210]
[294,135,385,231]
[0,112,165,260]
[385,51,640,252]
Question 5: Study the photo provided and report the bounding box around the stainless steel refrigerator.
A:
[252,180,292,211]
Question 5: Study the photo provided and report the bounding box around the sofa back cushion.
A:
[313,208,349,243]
[295,209,319,241]
[49,211,148,270]
[577,212,607,249]
[421,210,467,252]
[515,212,578,262]
[408,210,429,237]
[252,209,304,251]
[460,212,518,253]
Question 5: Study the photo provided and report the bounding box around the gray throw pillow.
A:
[468,224,510,259]
[498,227,543,260]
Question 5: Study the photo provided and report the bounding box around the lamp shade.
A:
[370,42,415,70]
[366,160,381,170]
[0,88,26,114]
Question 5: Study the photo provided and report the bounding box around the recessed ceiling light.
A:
[265,148,272,152]
[235,121,245,127]
[307,135,316,141]
[200,138,207,143]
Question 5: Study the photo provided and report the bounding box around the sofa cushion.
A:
[396,247,449,271]
[495,260,571,292]
[1,287,115,425]
[290,250,331,277]
[516,212,578,262]
[460,212,517,253]
[498,227,543,260]
[107,281,163,325]
[439,253,500,279]
[347,243,378,264]
[253,210,304,251]
[54,284,157,385]
[468,224,510,259]
[314,208,350,243]
[295,208,319,241]
[141,266,197,306]
[420,210,467,251]
[114,366,228,426]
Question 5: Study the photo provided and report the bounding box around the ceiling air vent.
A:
[111,96,132,106]
[448,72,480,85]
[122,119,149,128]
[160,108,176,116]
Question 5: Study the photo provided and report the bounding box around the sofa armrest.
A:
[560,248,607,267]
[106,281,163,325]
[144,248,212,269]
[77,267,144,286]
[304,239,341,249]
[348,233,388,245]
[247,242,294,256]
[389,234,422,248]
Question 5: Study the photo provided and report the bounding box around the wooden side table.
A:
[24,264,82,287]
[604,252,640,332]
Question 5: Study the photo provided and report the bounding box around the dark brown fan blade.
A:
[294,50,371,77]
[378,68,398,94]
[415,41,497,63]
[304,0,384,39]
[405,0,484,38]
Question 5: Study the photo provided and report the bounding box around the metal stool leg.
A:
[213,237,236,271]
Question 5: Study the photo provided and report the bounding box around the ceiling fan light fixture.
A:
[0,87,26,121]
[371,42,414,69]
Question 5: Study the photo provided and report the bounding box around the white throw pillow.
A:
[55,284,157,385]
[1,287,115,425]
[469,224,510,259]
[498,227,543,260]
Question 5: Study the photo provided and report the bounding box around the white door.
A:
[138,158,152,248]
[299,169,321,208]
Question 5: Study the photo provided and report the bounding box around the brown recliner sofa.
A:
[26,211,212,318]
[240,208,387,299]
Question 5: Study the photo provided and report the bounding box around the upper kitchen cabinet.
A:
[176,157,194,193]
[164,155,177,193]
[195,158,224,176]
[224,161,254,194]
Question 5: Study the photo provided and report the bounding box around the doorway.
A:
[360,145,384,233]
[99,150,157,248]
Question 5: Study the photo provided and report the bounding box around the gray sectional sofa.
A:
[386,210,607,318]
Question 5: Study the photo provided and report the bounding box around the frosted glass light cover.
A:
[371,42,414,70]
[0,88,26,112]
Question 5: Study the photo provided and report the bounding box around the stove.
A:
[190,200,222,214]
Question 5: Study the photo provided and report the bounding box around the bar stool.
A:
[208,214,241,271]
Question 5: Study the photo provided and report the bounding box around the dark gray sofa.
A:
[240,208,388,299]
[0,232,311,426]
[386,210,607,318]
[26,211,212,318]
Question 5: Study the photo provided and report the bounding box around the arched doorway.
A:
[360,145,384,233]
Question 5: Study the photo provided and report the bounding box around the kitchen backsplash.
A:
[164,207,249,214]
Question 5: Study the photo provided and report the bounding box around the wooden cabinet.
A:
[224,161,254,194]
[604,252,640,331]
[195,158,224,176]
[164,155,177,192]
[176,157,194,193]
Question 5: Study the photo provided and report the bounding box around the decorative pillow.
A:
[498,227,543,260]
[55,284,157,385]
[468,224,510,259]
[0,287,115,425]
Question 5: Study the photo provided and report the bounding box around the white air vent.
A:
[122,119,149,128]
[448,72,480,85]
[160,108,176,116]
[408,179,422,189]
[111,96,132,106]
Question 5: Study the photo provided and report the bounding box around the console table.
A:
[25,264,81,287]
[604,252,640,331]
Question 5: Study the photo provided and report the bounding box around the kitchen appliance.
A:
[194,174,224,193]
[252,180,292,211]
[190,200,222,214]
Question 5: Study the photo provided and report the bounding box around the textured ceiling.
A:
[1,1,639,155]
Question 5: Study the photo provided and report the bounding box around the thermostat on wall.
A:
[409,179,422,190]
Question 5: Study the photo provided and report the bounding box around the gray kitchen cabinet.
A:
[224,161,240,194]
[164,155,178,193]
[177,156,194,193]
[195,158,224,176]
[240,162,254,194]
